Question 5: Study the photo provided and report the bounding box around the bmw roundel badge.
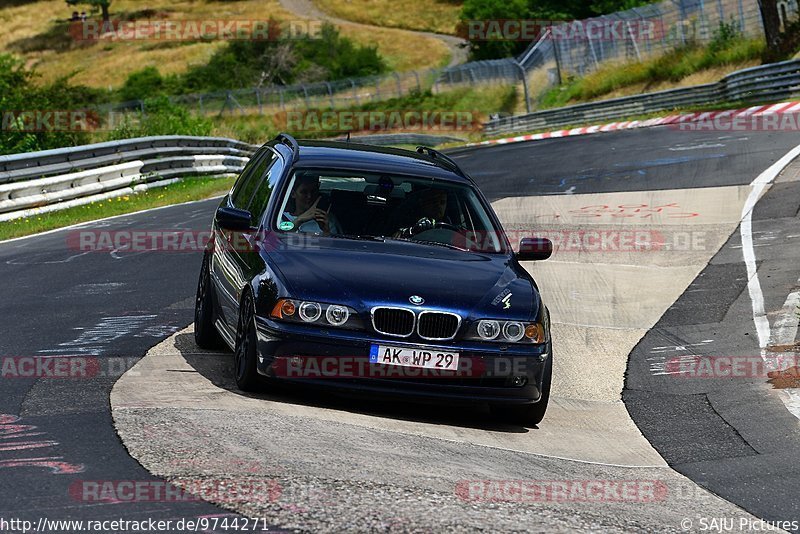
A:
[409,295,425,305]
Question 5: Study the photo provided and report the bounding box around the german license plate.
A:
[369,344,459,371]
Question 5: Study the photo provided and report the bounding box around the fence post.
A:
[626,21,642,61]
[375,79,381,101]
[301,85,310,109]
[392,72,402,97]
[325,81,335,109]
[412,70,421,92]
[350,79,360,105]
[512,60,531,114]
[256,89,262,115]
[738,0,745,32]
[553,38,563,85]
[280,89,285,111]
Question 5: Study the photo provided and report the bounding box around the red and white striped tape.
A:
[470,101,800,147]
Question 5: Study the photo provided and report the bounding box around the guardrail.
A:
[484,59,800,136]
[0,136,258,223]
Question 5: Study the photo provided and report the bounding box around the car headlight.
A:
[466,318,548,344]
[270,298,362,330]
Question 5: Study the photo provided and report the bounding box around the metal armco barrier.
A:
[484,59,800,136]
[0,136,258,222]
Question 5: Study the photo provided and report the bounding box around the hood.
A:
[265,236,540,321]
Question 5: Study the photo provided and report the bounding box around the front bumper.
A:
[254,317,550,405]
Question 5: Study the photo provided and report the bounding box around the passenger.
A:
[282,175,341,235]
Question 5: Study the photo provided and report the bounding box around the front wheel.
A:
[194,253,222,349]
[492,354,552,427]
[233,292,262,392]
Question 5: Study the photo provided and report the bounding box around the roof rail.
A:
[276,133,300,162]
[415,146,468,180]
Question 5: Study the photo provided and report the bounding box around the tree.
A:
[65,0,111,22]
[756,0,782,52]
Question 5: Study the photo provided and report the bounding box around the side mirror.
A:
[516,238,552,261]
[216,206,253,232]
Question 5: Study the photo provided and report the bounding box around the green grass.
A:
[0,175,234,241]
[540,37,766,109]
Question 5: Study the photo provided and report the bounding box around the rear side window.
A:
[231,150,273,209]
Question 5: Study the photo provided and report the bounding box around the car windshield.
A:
[275,169,507,253]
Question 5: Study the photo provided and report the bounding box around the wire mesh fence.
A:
[101,0,794,122]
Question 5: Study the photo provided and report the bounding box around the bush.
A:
[145,22,387,96]
[0,54,107,155]
[106,96,212,140]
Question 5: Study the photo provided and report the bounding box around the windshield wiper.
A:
[387,237,470,252]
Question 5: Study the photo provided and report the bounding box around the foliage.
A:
[106,96,212,140]
[0,54,106,155]
[121,22,387,98]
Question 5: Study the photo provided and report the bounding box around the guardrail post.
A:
[512,60,531,114]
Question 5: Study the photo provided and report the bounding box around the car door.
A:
[211,148,276,331]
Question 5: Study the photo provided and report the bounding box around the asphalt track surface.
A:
[1,126,799,530]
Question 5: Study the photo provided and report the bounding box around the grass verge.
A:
[541,37,766,109]
[0,175,234,241]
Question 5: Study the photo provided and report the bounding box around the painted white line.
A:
[741,145,800,421]
[741,143,800,351]
[771,286,800,354]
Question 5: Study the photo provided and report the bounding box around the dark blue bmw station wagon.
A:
[195,134,554,426]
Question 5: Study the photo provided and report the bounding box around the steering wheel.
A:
[408,218,463,236]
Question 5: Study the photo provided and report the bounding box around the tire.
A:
[194,253,223,349]
[492,354,552,427]
[233,292,261,392]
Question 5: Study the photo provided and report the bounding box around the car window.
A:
[274,169,506,253]
[230,150,272,210]
[247,154,282,226]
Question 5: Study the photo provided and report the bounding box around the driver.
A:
[392,188,452,238]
